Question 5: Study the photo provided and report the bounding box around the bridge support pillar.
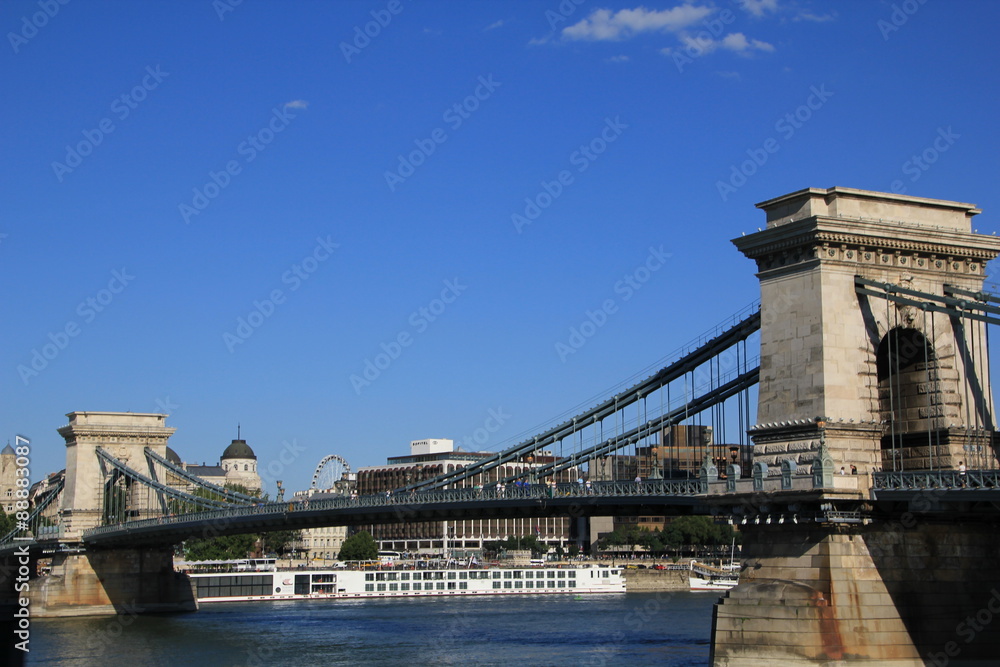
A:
[734,187,1000,476]
[58,411,176,541]
[26,547,196,617]
[711,519,1000,666]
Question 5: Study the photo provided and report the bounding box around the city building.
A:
[174,437,262,494]
[356,438,581,555]
[289,480,355,562]
[1,443,17,515]
[588,424,720,551]
[0,445,62,524]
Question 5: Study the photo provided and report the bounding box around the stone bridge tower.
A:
[733,187,1000,476]
[712,188,1000,666]
[58,412,175,541]
[23,411,195,618]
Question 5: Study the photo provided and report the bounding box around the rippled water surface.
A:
[28,592,718,666]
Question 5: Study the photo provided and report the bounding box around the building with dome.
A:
[220,438,260,492]
[176,437,262,495]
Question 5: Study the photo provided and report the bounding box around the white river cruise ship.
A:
[188,564,625,602]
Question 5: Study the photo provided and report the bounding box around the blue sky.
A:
[3,0,1000,495]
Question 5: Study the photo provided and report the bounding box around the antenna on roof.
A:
[238,423,241,440]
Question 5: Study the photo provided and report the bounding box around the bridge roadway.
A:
[80,479,708,549]
[6,470,1000,557]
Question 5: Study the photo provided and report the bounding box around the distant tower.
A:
[220,429,261,493]
[1,442,17,514]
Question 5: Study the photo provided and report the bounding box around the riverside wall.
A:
[623,568,689,592]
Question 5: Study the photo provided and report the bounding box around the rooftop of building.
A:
[221,438,256,460]
[186,465,226,477]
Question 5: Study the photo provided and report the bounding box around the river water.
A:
[26,592,718,666]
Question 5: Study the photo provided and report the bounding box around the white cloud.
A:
[672,31,774,57]
[720,32,774,53]
[485,20,504,31]
[607,55,630,63]
[562,5,713,41]
[283,100,309,110]
[736,0,779,18]
[794,11,835,22]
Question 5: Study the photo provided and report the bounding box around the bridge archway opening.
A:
[876,326,941,469]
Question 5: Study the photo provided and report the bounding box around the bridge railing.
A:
[872,469,1000,491]
[83,479,706,539]
[0,478,65,548]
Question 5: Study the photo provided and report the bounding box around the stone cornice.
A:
[748,420,884,444]
[58,425,176,441]
[735,217,1000,259]
[732,217,1000,278]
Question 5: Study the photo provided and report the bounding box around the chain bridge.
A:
[5,187,1000,665]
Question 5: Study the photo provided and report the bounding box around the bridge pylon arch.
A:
[57,411,176,541]
[733,187,1000,475]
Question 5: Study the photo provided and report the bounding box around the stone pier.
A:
[711,520,1000,666]
[26,547,196,617]
[713,187,1000,665]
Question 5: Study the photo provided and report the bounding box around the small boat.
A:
[689,569,739,592]
[689,540,739,592]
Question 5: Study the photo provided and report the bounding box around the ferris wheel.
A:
[311,454,351,490]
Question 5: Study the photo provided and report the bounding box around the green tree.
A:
[184,533,258,561]
[0,508,14,537]
[338,530,378,561]
[260,529,301,556]
[482,535,547,557]
[180,483,300,560]
[597,525,650,552]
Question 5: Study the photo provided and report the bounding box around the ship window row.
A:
[198,575,270,588]
[196,582,272,598]
[354,579,581,595]
[357,570,582,592]
[367,571,464,582]
[487,579,576,590]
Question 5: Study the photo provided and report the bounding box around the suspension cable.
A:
[923,304,933,471]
